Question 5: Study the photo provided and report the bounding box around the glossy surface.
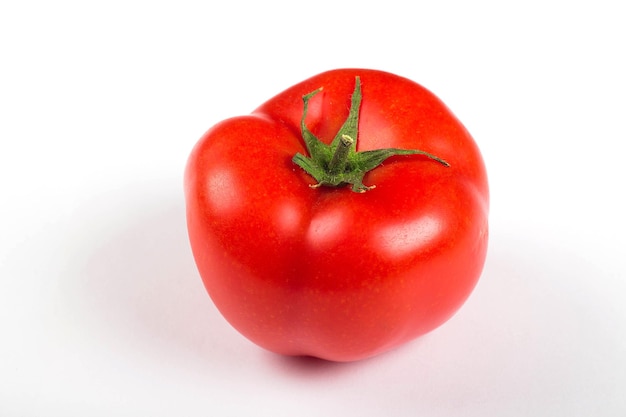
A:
[185,69,489,361]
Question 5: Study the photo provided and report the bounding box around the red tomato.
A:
[185,69,488,362]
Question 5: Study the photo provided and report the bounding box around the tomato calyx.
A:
[292,76,450,193]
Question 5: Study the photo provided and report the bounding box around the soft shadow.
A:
[262,333,427,381]
[270,354,349,375]
[62,186,623,407]
[63,179,246,370]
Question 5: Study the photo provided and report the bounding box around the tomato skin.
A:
[185,69,488,361]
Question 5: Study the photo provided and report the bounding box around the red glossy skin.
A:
[185,69,489,362]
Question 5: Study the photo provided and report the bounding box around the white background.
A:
[2,1,625,415]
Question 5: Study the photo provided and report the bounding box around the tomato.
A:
[184,69,488,362]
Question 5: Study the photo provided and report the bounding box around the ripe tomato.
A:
[185,69,488,362]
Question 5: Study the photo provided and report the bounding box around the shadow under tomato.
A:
[62,179,625,411]
[261,333,428,381]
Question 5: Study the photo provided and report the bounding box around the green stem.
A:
[328,135,354,174]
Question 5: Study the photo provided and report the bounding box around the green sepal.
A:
[292,76,449,193]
